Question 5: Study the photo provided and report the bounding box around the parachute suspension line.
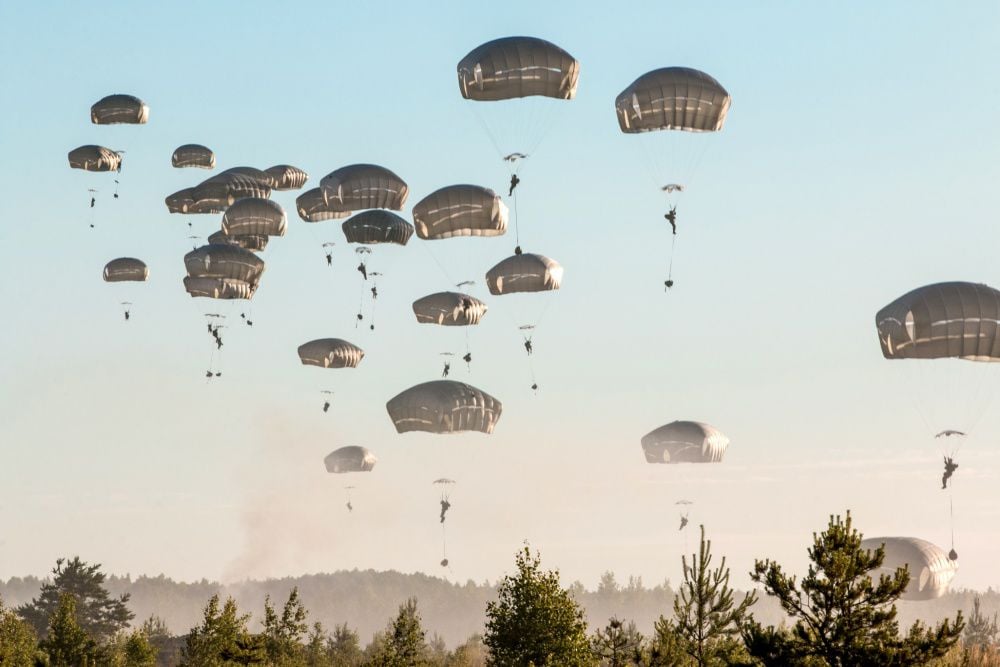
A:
[417,240,457,288]
[950,495,955,551]
[512,190,521,249]
[441,523,448,559]
[666,233,677,289]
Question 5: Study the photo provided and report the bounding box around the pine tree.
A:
[744,511,964,666]
[484,545,592,666]
[368,597,430,666]
[327,622,363,666]
[964,596,1000,650]
[305,621,332,667]
[181,594,265,665]
[18,556,134,641]
[671,525,755,666]
[591,616,644,666]
[39,593,98,666]
[263,587,309,664]
[0,595,41,667]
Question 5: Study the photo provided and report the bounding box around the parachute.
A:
[172,145,215,169]
[319,164,409,214]
[614,67,731,288]
[192,173,271,210]
[324,446,377,473]
[457,36,579,101]
[183,244,265,300]
[341,210,414,246]
[615,68,731,134]
[296,188,351,222]
[68,145,122,172]
[221,198,287,238]
[165,188,226,215]
[641,421,729,464]
[859,537,957,601]
[103,258,148,282]
[297,339,365,369]
[386,380,502,434]
[485,253,563,295]
[207,230,268,252]
[91,94,149,125]
[412,292,487,326]
[877,282,1000,361]
[412,185,508,239]
[265,164,309,191]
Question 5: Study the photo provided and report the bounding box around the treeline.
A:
[2,511,1000,665]
[4,567,994,648]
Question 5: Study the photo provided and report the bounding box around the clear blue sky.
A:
[1,0,999,593]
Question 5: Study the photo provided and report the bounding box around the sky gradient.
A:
[1,1,999,592]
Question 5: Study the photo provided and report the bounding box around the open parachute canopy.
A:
[386,380,502,434]
[325,446,377,473]
[877,282,1000,361]
[641,420,729,464]
[319,164,409,214]
[91,94,149,125]
[183,244,264,300]
[68,145,122,172]
[265,164,309,191]
[208,229,268,252]
[172,144,215,169]
[412,292,488,326]
[486,253,563,295]
[192,172,272,210]
[221,198,287,239]
[341,210,414,246]
[457,36,580,101]
[615,67,731,134]
[297,339,365,369]
[860,537,957,601]
[103,258,148,282]
[412,185,508,240]
[166,188,226,215]
[296,188,351,222]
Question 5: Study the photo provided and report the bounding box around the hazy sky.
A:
[2,1,1000,593]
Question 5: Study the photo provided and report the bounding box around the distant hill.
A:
[3,569,995,647]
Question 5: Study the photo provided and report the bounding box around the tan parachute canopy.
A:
[341,210,414,245]
[165,188,226,215]
[103,258,148,282]
[412,292,488,326]
[296,187,351,222]
[386,380,502,434]
[192,173,271,210]
[615,67,731,134]
[457,36,580,101]
[208,230,268,252]
[641,421,729,464]
[486,253,563,295]
[297,339,365,369]
[860,537,957,601]
[876,282,1000,361]
[68,145,121,172]
[221,198,287,238]
[412,185,508,240]
[265,165,309,191]
[319,164,409,213]
[183,244,264,300]
[325,446,377,473]
[172,145,215,169]
[91,94,149,125]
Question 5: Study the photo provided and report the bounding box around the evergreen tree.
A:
[965,596,1000,650]
[671,525,755,666]
[646,618,691,666]
[446,634,488,667]
[591,616,644,666]
[263,587,309,664]
[39,593,98,666]
[305,621,332,667]
[483,545,592,666]
[743,511,964,666]
[18,556,134,641]
[327,622,363,666]
[367,597,430,666]
[181,594,265,665]
[0,595,41,667]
